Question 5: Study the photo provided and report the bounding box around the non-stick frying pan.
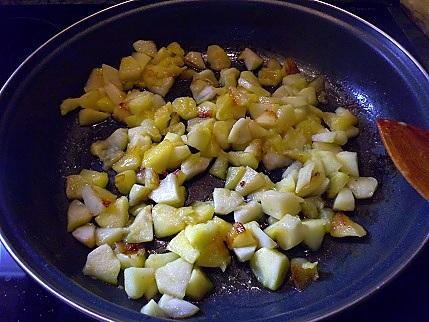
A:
[0,1,428,321]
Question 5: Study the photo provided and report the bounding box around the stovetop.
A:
[0,2,428,322]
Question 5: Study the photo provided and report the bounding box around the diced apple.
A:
[116,250,145,269]
[140,299,167,318]
[149,173,184,207]
[261,190,303,219]
[225,166,246,189]
[167,231,200,264]
[152,204,185,238]
[234,201,263,224]
[290,258,319,290]
[195,238,231,271]
[112,150,142,173]
[115,170,136,195]
[172,97,198,120]
[124,267,157,300]
[347,177,378,199]
[250,248,289,291]
[79,169,109,188]
[302,219,326,251]
[67,200,92,232]
[181,153,211,181]
[158,294,200,319]
[188,202,215,224]
[239,48,263,70]
[81,185,106,216]
[185,268,213,300]
[125,205,153,243]
[329,212,366,237]
[226,223,258,249]
[95,196,129,228]
[83,244,121,285]
[228,151,259,169]
[167,145,192,169]
[333,187,355,211]
[244,221,277,249]
[234,167,265,196]
[145,252,179,269]
[213,120,235,150]
[301,197,324,219]
[233,245,257,262]
[142,140,174,174]
[128,184,151,207]
[155,258,193,299]
[95,227,127,246]
[213,188,244,215]
[72,223,96,248]
[209,155,229,179]
[327,171,350,198]
[90,128,128,169]
[262,152,292,171]
[264,214,304,250]
[336,151,359,177]
[228,118,252,145]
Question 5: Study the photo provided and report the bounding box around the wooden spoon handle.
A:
[377,119,429,201]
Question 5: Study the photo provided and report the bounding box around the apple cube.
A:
[228,118,252,145]
[329,212,366,237]
[152,204,185,238]
[67,200,92,232]
[347,177,378,199]
[155,258,193,299]
[72,223,96,248]
[95,196,129,228]
[233,245,257,262]
[180,153,211,181]
[116,251,145,269]
[167,231,200,264]
[185,268,213,300]
[142,140,174,174]
[114,170,136,195]
[302,219,326,251]
[128,184,151,207]
[140,299,167,318]
[213,188,244,215]
[327,171,350,198]
[264,214,304,250]
[124,205,153,243]
[333,187,355,211]
[244,221,277,249]
[145,252,179,269]
[225,166,246,189]
[336,151,359,177]
[234,201,263,224]
[149,173,184,207]
[196,238,231,271]
[290,258,319,290]
[95,227,127,246]
[250,248,289,291]
[226,223,258,249]
[261,190,303,219]
[188,201,214,224]
[124,267,157,300]
[158,294,200,319]
[83,244,121,285]
[234,167,266,196]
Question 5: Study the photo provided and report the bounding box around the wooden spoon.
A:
[377,119,429,201]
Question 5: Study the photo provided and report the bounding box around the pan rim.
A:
[0,1,428,321]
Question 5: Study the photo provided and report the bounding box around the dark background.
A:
[0,1,428,322]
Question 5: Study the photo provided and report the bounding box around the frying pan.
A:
[0,0,428,321]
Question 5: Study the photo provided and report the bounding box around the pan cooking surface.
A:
[0,1,428,321]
